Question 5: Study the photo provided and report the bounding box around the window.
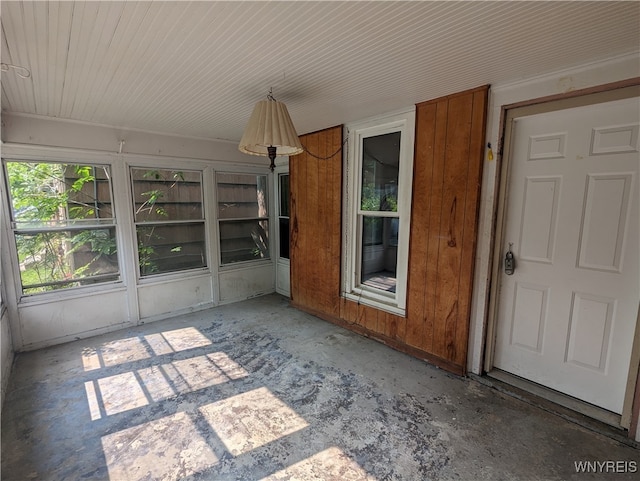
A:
[4,161,119,294]
[278,173,290,260]
[131,168,206,276]
[217,173,269,265]
[344,110,415,314]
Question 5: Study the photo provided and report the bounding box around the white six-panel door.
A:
[493,96,639,414]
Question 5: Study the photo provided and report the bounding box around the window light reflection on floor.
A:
[99,387,310,480]
[97,372,149,416]
[101,410,219,481]
[261,446,375,480]
[84,352,248,418]
[81,327,213,371]
[200,387,309,457]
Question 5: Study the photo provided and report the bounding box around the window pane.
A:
[66,165,114,219]
[360,215,397,293]
[360,132,400,212]
[6,162,114,226]
[132,169,203,222]
[16,228,119,294]
[5,161,119,294]
[362,216,383,246]
[217,173,268,219]
[137,223,206,276]
[219,220,269,265]
[279,217,290,259]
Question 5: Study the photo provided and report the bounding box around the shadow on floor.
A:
[2,294,638,480]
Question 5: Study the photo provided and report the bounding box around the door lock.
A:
[505,243,515,275]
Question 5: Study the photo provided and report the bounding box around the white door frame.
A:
[484,82,640,430]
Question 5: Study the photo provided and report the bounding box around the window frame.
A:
[343,109,415,315]
[2,158,122,297]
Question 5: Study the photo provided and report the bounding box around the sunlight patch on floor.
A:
[200,387,309,456]
[81,327,212,371]
[98,372,149,416]
[101,411,219,481]
[83,381,102,421]
[84,352,249,418]
[262,447,376,480]
[159,327,212,352]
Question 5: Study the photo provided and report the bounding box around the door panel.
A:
[494,96,639,414]
[578,173,633,272]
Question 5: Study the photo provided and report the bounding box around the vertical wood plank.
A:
[379,311,388,337]
[454,87,488,366]
[406,101,436,348]
[346,299,358,324]
[368,305,380,332]
[420,99,449,353]
[328,126,343,317]
[339,296,348,320]
[289,147,300,304]
[432,93,473,361]
[357,303,367,328]
[396,312,407,341]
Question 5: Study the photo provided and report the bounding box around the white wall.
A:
[1,114,277,351]
[467,52,639,438]
[0,306,13,417]
[0,171,15,415]
[1,114,251,163]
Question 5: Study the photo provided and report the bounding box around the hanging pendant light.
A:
[238,90,304,171]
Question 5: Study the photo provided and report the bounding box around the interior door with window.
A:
[493,94,639,415]
[275,169,290,297]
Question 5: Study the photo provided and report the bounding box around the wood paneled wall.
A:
[405,85,489,371]
[290,126,344,318]
[290,86,489,375]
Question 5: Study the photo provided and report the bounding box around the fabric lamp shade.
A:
[238,99,304,158]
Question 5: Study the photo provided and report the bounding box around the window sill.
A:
[137,268,211,286]
[218,259,273,272]
[18,281,127,306]
[343,291,406,317]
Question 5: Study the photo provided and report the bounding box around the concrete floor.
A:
[1,294,638,480]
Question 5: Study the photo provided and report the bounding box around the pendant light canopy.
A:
[238,93,304,171]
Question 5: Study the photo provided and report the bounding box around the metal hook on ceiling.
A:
[1,63,31,79]
[267,87,276,101]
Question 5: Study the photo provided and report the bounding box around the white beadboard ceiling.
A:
[1,1,639,142]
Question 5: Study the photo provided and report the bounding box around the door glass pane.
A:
[279,173,290,259]
[279,218,290,259]
[360,132,400,212]
[360,215,398,293]
[279,174,290,217]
